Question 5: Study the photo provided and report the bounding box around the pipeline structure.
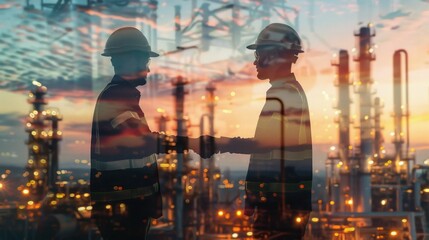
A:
[307,26,429,240]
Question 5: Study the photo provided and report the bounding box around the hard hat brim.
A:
[101,50,160,57]
[246,43,304,53]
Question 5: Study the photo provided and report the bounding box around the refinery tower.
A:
[307,26,429,240]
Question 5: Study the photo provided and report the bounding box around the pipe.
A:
[265,97,286,219]
[393,50,409,175]
[411,165,429,211]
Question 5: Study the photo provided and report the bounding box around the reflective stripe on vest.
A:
[111,110,141,128]
[91,183,159,202]
[245,181,311,193]
[92,154,157,171]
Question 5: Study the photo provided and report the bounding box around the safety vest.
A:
[246,74,312,198]
[90,76,161,210]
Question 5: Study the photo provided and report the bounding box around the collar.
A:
[269,73,297,88]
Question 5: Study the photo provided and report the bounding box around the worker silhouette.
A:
[90,27,161,240]
[214,23,313,239]
[90,27,202,240]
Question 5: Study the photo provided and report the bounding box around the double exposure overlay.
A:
[1,1,429,239]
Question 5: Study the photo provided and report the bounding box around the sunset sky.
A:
[1,0,429,173]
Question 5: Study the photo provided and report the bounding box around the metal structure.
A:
[308,26,427,240]
[174,0,300,52]
[24,81,63,202]
[0,82,94,240]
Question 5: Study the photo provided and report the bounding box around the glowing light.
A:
[330,201,335,205]
[390,230,398,236]
[295,217,302,223]
[246,232,253,236]
[423,188,429,193]
[399,161,405,166]
[231,233,238,238]
[230,91,236,97]
[346,199,353,205]
[344,227,355,233]
[0,183,3,189]
[27,201,34,205]
[78,206,86,211]
[330,146,336,151]
[105,204,112,210]
[368,160,374,165]
[156,108,165,113]
[402,219,407,223]
[217,210,224,217]
[381,199,387,206]
[311,217,319,222]
[236,210,242,217]
[56,193,65,199]
[22,189,29,195]
[86,206,93,211]
[160,163,170,168]
[32,80,42,87]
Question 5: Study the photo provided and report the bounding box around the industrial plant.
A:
[1,0,429,240]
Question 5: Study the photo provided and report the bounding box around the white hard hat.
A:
[247,23,303,53]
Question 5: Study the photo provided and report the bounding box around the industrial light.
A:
[217,210,224,217]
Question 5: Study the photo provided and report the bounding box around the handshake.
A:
[143,133,258,159]
[157,134,217,159]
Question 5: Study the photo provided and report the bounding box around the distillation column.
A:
[173,76,188,240]
[354,26,375,213]
[333,50,352,212]
[393,50,409,176]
